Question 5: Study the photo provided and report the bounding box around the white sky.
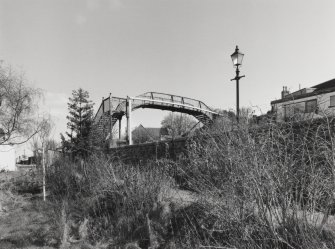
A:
[1,0,335,151]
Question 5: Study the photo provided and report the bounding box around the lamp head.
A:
[231,45,244,67]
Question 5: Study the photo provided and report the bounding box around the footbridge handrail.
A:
[94,96,126,123]
[135,92,215,114]
[94,92,220,123]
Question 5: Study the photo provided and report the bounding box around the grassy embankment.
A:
[0,169,59,249]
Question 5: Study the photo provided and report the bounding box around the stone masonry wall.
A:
[108,137,188,164]
[104,117,335,165]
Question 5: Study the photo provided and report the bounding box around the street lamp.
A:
[230,45,245,123]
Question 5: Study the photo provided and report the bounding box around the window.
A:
[284,105,293,118]
[305,99,317,113]
[284,102,303,118]
[294,102,305,114]
[330,95,335,107]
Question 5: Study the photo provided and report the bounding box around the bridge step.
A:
[195,114,213,126]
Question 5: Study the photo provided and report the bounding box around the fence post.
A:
[42,143,46,201]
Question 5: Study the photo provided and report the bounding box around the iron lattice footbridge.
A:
[93,92,222,145]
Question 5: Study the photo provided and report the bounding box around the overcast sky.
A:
[1,0,335,146]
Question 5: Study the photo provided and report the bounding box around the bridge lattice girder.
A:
[93,92,222,139]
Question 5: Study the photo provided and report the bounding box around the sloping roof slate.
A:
[312,78,335,90]
[136,125,169,139]
[271,78,335,105]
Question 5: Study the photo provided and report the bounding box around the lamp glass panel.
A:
[231,54,238,66]
[231,52,244,66]
[237,53,244,65]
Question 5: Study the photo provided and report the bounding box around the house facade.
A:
[131,125,170,145]
[0,129,16,171]
[271,79,335,122]
[0,144,16,171]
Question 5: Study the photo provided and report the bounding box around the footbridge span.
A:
[93,92,222,145]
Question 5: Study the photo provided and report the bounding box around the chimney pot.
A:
[281,86,289,99]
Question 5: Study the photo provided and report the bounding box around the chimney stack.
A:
[281,86,289,99]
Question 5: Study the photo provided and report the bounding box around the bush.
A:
[172,117,335,248]
[47,117,335,248]
[47,155,176,246]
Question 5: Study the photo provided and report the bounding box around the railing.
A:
[94,92,219,123]
[136,92,214,113]
[94,97,111,123]
[94,97,127,123]
[112,97,127,113]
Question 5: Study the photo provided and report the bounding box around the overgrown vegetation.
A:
[41,115,335,248]
[0,170,60,249]
[174,116,335,248]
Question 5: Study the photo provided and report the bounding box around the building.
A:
[131,125,170,145]
[271,79,335,122]
[0,128,16,171]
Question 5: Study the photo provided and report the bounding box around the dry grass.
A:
[0,171,59,249]
[40,116,335,248]
[169,117,335,248]
[46,156,179,248]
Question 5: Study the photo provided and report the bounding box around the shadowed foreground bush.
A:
[172,117,335,248]
[47,156,177,247]
[47,117,335,248]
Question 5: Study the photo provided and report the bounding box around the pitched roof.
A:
[312,78,335,90]
[145,127,169,137]
[271,78,335,105]
[135,125,169,139]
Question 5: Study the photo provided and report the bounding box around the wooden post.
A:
[42,143,46,201]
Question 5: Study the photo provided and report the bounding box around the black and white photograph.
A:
[0,0,335,248]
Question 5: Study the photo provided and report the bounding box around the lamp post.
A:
[230,45,245,123]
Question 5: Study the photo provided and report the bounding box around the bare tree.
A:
[0,63,43,145]
[161,113,197,139]
[30,117,56,166]
[30,117,54,201]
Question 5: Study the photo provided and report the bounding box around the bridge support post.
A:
[127,97,133,145]
[118,117,122,140]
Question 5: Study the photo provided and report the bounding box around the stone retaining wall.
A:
[108,137,188,164]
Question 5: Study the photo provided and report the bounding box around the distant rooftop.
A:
[312,78,335,90]
[271,78,335,105]
[143,127,169,138]
[134,125,169,140]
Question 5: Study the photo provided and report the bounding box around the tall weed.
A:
[47,117,335,248]
[173,117,335,248]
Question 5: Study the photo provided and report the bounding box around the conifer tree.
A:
[63,88,94,157]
